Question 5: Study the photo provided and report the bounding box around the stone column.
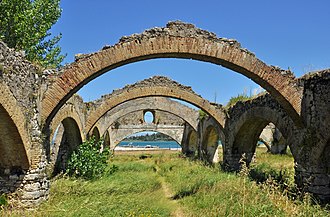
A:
[295,164,330,203]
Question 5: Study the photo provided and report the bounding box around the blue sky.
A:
[51,0,330,105]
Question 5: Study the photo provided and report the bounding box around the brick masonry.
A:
[41,21,303,128]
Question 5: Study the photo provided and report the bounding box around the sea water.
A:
[118,141,181,149]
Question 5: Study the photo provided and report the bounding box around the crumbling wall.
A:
[0,41,49,206]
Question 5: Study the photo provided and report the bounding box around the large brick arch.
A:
[0,83,31,169]
[90,97,200,135]
[42,21,302,127]
[85,76,226,133]
[223,93,300,170]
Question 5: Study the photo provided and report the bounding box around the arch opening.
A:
[87,96,201,136]
[232,118,294,167]
[187,130,198,156]
[202,126,221,163]
[91,127,101,142]
[103,130,110,149]
[52,117,82,176]
[259,122,288,155]
[115,131,181,151]
[0,104,29,170]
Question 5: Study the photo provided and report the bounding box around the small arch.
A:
[202,125,220,163]
[0,104,29,170]
[52,117,82,176]
[92,127,101,142]
[232,117,269,165]
[88,97,200,136]
[186,130,198,157]
[103,130,110,149]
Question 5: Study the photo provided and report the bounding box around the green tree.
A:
[0,0,65,68]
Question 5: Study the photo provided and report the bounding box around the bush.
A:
[66,137,111,180]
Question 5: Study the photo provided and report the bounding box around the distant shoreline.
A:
[114,146,181,151]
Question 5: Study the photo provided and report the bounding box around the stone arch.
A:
[85,77,225,134]
[42,21,302,128]
[90,96,200,136]
[112,130,182,148]
[105,104,187,148]
[49,97,85,147]
[103,130,110,149]
[0,83,31,169]
[202,126,220,163]
[224,94,299,170]
[231,116,269,164]
[0,104,29,170]
[52,117,82,175]
[198,115,225,163]
[187,130,198,154]
[91,126,101,142]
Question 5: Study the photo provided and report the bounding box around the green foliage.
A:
[66,137,111,180]
[226,92,251,108]
[0,194,7,207]
[0,0,66,68]
[198,109,207,120]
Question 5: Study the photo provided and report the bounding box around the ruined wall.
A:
[85,76,223,133]
[109,110,186,147]
[223,93,301,171]
[0,41,49,206]
[295,70,330,202]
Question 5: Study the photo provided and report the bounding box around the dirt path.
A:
[156,166,186,217]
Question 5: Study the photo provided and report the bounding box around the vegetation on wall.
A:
[198,109,208,120]
[226,92,253,108]
[0,0,66,68]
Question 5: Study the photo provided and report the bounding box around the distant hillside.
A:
[124,132,173,141]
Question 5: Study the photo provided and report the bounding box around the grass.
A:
[1,149,329,216]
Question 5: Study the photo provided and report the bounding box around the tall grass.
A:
[1,151,329,216]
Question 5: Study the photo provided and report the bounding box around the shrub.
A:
[66,137,111,180]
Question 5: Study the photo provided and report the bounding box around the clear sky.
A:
[50,0,330,105]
